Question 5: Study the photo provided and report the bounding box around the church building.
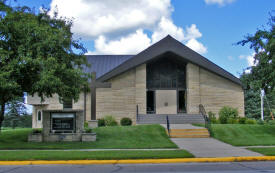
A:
[28,35,244,128]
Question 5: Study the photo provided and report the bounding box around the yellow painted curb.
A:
[1,156,275,165]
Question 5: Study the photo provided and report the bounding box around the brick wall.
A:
[96,64,146,123]
[30,93,85,128]
[186,63,245,117]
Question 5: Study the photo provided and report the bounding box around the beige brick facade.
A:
[186,63,244,117]
[29,62,244,128]
[96,64,146,123]
[29,93,85,128]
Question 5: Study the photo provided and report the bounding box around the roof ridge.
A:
[96,35,241,86]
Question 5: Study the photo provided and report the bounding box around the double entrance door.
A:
[147,90,186,114]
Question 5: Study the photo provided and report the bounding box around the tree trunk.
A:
[0,103,5,132]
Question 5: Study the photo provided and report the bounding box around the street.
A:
[1,161,275,173]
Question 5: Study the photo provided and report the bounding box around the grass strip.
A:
[0,125,177,149]
[211,124,275,146]
[248,147,275,156]
[0,150,193,161]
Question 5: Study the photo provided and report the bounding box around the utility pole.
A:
[261,89,265,120]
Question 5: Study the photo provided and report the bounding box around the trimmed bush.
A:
[84,121,89,129]
[227,118,238,124]
[32,128,42,134]
[257,119,265,125]
[98,118,106,127]
[85,128,92,133]
[120,117,132,126]
[268,120,275,125]
[219,106,239,124]
[208,111,217,123]
[245,119,257,124]
[104,115,118,126]
[239,117,247,124]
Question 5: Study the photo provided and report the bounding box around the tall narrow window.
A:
[37,110,42,121]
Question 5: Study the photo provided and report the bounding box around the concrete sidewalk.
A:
[171,138,263,158]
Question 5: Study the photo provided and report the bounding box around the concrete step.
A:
[166,129,210,138]
[169,134,210,138]
[169,131,209,135]
[169,129,208,132]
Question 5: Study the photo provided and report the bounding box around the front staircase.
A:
[136,114,210,138]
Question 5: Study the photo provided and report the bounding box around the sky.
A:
[11,0,274,77]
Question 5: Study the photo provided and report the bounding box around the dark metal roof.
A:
[84,55,133,79]
[96,35,242,86]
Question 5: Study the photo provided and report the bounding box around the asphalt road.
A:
[1,161,275,173]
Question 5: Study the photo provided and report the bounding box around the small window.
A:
[62,98,73,109]
[37,110,42,121]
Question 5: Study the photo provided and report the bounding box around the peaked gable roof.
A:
[96,35,241,85]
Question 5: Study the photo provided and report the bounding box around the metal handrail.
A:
[136,105,139,122]
[199,104,212,136]
[166,115,170,137]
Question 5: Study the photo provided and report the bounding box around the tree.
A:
[240,72,275,119]
[238,13,275,119]
[237,14,275,93]
[5,96,27,116]
[0,2,90,131]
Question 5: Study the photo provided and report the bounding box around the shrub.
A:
[245,119,257,124]
[120,117,132,126]
[268,120,275,125]
[219,106,239,124]
[98,118,106,127]
[257,119,265,125]
[32,128,42,134]
[104,115,118,126]
[84,121,89,129]
[227,118,238,124]
[239,117,247,124]
[208,111,218,123]
[85,128,92,133]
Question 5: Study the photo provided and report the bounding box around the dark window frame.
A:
[146,58,186,90]
[37,110,42,121]
[59,97,73,109]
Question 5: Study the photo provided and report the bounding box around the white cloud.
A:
[152,17,185,43]
[50,0,207,55]
[184,24,202,40]
[204,0,235,6]
[239,53,256,66]
[239,53,257,73]
[50,0,172,39]
[186,39,207,54]
[93,30,151,54]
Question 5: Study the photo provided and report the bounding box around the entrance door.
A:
[156,90,177,114]
[147,90,155,114]
[178,90,186,113]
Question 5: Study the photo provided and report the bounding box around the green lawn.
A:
[248,148,275,156]
[211,124,275,146]
[0,125,177,149]
[0,150,193,161]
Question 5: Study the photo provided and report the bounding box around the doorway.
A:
[146,90,155,114]
[178,90,186,113]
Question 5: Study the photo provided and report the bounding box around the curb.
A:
[1,156,275,165]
